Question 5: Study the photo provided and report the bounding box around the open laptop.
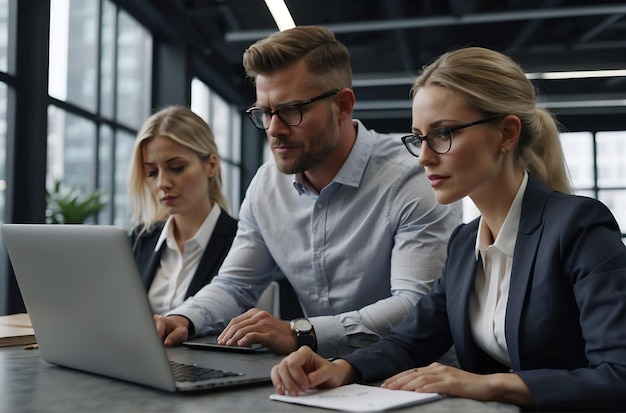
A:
[1,223,279,392]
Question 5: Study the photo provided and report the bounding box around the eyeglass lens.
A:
[402,129,451,156]
[401,114,506,156]
[249,105,301,129]
[246,89,340,130]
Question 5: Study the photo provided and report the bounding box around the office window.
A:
[97,124,113,223]
[597,131,626,188]
[0,83,6,224]
[46,107,97,193]
[47,0,151,225]
[49,0,99,112]
[560,131,626,236]
[597,131,626,235]
[0,0,11,225]
[0,0,10,74]
[99,0,115,118]
[114,129,134,224]
[560,132,594,190]
[191,78,242,216]
[115,11,151,130]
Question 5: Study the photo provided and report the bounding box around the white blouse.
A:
[148,205,221,314]
[469,172,528,367]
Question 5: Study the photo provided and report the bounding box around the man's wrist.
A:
[290,318,317,351]
[169,314,195,337]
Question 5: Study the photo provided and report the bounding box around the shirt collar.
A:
[155,204,222,252]
[474,171,528,259]
[293,119,373,195]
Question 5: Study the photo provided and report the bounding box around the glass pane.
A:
[49,0,99,112]
[211,93,231,160]
[98,124,113,224]
[559,131,594,190]
[47,106,98,223]
[191,78,210,122]
[99,0,116,118]
[191,78,243,214]
[596,131,626,188]
[221,161,241,217]
[0,83,7,223]
[116,10,151,129]
[0,0,11,73]
[227,113,241,214]
[230,107,242,164]
[47,106,97,192]
[114,129,134,225]
[598,190,626,235]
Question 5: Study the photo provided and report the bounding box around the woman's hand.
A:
[382,362,533,407]
[271,346,356,396]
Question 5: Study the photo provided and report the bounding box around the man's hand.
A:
[271,346,355,396]
[154,314,190,347]
[217,308,302,354]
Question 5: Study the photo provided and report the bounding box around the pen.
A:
[23,343,39,350]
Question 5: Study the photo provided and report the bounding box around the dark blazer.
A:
[344,174,626,411]
[130,209,238,300]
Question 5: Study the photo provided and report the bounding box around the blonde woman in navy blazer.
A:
[127,106,237,314]
[270,47,626,411]
[130,214,236,305]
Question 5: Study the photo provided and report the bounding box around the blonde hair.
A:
[127,106,229,234]
[410,47,572,193]
[243,25,352,90]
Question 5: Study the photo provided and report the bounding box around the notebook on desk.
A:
[1,223,276,392]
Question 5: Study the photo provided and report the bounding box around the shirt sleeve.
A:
[165,174,276,336]
[312,168,462,357]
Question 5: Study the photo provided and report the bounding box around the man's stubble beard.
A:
[274,112,339,175]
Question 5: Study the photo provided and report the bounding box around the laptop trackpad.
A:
[183,336,268,353]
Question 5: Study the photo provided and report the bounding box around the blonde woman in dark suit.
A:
[127,106,237,315]
[270,47,626,411]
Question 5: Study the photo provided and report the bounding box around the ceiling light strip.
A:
[264,0,295,31]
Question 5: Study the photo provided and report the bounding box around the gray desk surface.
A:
[1,345,519,413]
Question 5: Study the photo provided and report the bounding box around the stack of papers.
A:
[270,383,441,412]
[0,313,36,347]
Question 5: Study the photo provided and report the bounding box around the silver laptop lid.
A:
[2,224,180,391]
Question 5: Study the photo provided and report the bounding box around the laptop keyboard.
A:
[169,361,244,382]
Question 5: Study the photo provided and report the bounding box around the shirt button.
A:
[317,203,323,209]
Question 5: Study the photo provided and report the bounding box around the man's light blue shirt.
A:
[168,120,461,357]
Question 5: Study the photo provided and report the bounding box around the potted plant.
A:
[46,180,107,224]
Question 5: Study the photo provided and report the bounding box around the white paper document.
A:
[269,383,442,412]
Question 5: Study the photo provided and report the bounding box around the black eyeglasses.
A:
[401,114,506,157]
[246,89,340,130]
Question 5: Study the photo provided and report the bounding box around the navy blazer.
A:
[344,174,626,411]
[130,210,238,301]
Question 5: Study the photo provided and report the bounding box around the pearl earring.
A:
[501,147,506,155]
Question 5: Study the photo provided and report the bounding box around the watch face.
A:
[293,318,312,332]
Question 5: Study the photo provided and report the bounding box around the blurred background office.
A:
[1,0,625,315]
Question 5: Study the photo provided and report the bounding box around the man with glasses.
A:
[155,26,461,358]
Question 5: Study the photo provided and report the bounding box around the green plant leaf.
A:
[46,180,107,224]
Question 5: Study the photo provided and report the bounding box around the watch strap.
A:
[295,330,315,349]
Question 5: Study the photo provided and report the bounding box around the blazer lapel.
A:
[144,242,165,288]
[185,211,237,297]
[505,174,549,369]
[136,222,165,290]
[447,222,482,370]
